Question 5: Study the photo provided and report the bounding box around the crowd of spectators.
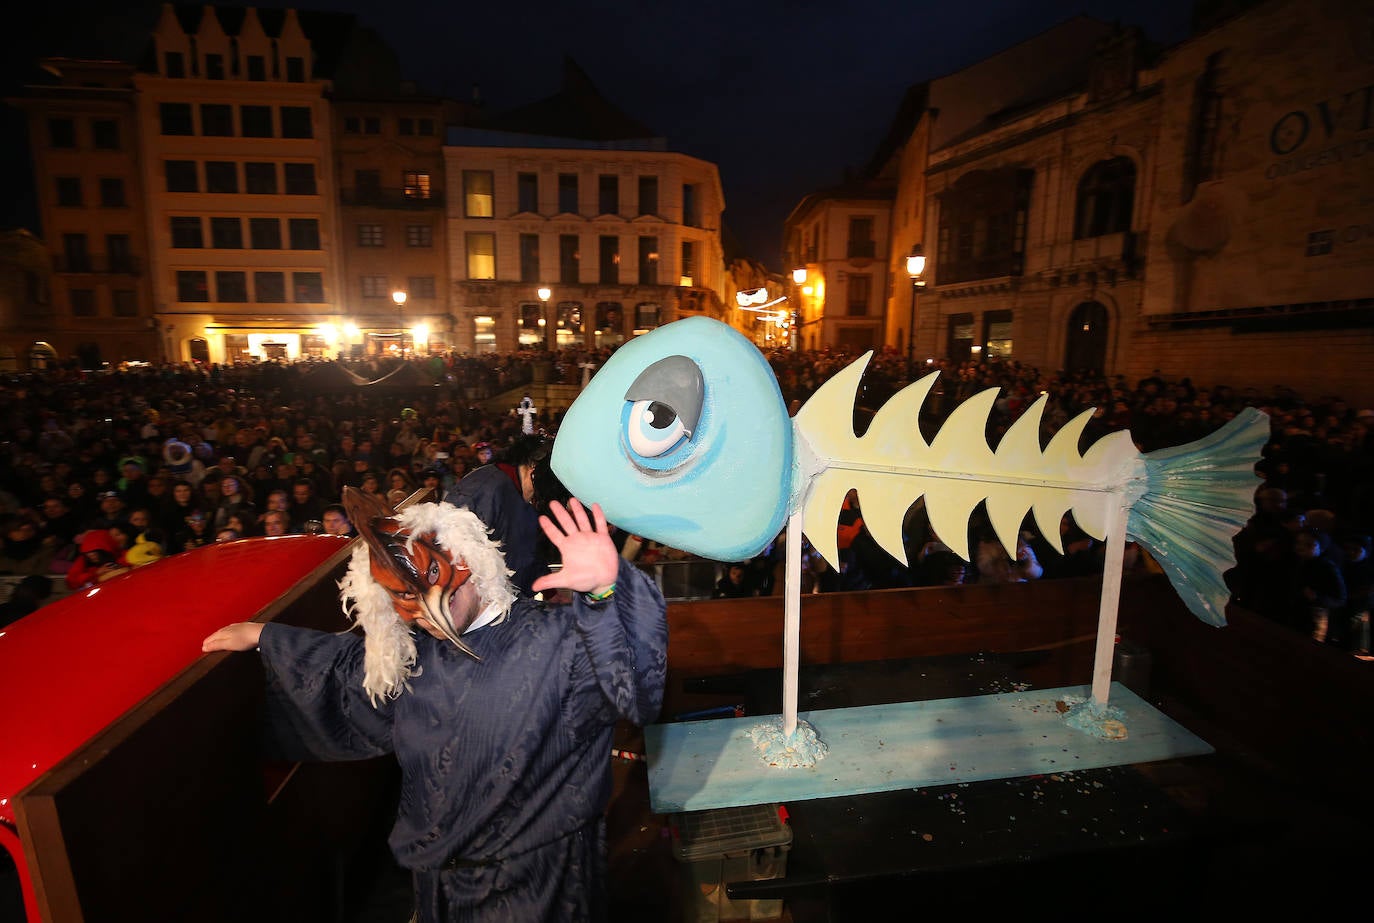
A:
[1,344,1369,654]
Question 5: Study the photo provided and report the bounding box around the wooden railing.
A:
[16,556,1372,919]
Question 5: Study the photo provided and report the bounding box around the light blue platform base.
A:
[644,683,1212,814]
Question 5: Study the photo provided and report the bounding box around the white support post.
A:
[782,510,802,738]
[1090,503,1130,705]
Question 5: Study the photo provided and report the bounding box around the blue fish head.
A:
[552,317,793,562]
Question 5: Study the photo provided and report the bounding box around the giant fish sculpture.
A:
[552,316,1267,630]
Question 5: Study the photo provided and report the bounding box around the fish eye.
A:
[627,399,688,457]
[622,355,705,466]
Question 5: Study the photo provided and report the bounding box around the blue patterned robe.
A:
[256,558,667,922]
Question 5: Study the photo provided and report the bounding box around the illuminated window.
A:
[474,315,497,353]
[599,236,619,284]
[466,232,495,280]
[463,170,493,216]
[637,236,658,285]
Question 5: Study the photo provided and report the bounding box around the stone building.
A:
[783,178,896,354]
[9,56,155,366]
[1130,0,1374,402]
[879,15,1148,373]
[443,60,728,355]
[134,4,343,365]
[5,6,731,366]
[333,85,468,357]
[803,0,1373,404]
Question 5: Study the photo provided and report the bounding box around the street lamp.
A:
[905,246,927,373]
[392,289,408,356]
[537,286,552,351]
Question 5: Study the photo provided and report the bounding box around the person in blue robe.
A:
[203,497,667,922]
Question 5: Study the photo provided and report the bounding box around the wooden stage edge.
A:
[644,682,1213,813]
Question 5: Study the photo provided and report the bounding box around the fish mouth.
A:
[617,513,700,535]
[418,584,481,661]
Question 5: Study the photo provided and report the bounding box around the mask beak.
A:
[415,570,481,661]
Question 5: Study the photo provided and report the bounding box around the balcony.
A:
[938,252,1024,286]
[340,187,446,209]
[846,240,877,260]
[52,255,142,275]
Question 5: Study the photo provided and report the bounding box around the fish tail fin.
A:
[1126,407,1270,626]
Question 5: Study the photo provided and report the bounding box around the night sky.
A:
[3,0,1200,269]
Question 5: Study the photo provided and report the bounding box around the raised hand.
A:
[531,498,619,597]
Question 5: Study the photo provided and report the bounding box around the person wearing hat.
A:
[202,494,666,923]
[66,528,128,590]
[443,441,543,598]
[419,466,445,502]
[117,456,150,508]
[173,508,212,553]
[87,489,127,531]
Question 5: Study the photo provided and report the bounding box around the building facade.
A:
[444,129,728,354]
[783,181,896,354]
[842,0,1373,403]
[333,94,456,357]
[135,4,342,365]
[1129,0,1374,401]
[10,58,155,366]
[5,6,733,368]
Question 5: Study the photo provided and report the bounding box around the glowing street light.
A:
[392,290,408,356]
[906,245,927,370]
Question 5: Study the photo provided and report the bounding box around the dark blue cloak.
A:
[442,465,544,597]
[256,557,667,922]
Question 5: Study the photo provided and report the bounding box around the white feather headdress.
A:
[337,502,516,705]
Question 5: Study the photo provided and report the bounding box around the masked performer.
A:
[202,487,667,922]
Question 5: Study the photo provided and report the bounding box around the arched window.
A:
[1074,157,1135,239]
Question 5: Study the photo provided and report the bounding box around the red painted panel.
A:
[0,535,349,830]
